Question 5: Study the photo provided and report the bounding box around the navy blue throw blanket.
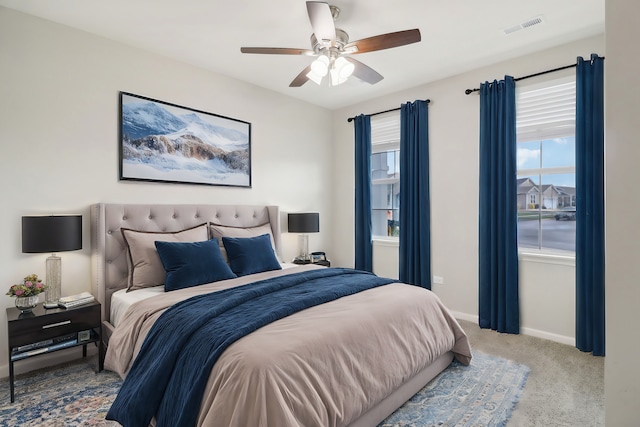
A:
[107,268,396,427]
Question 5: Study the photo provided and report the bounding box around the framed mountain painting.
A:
[119,92,251,187]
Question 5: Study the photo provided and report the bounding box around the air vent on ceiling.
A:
[503,16,545,35]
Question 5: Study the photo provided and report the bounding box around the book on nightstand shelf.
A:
[11,332,78,355]
[11,338,79,361]
[58,292,95,309]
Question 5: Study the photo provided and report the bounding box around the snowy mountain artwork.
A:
[119,92,251,187]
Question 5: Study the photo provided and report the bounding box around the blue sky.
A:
[517,136,575,186]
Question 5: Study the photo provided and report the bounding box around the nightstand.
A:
[6,300,103,403]
[292,258,331,267]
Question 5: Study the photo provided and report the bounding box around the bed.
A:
[90,203,471,427]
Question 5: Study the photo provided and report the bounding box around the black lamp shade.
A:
[22,215,83,253]
[288,213,319,233]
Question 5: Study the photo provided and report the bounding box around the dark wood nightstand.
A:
[6,300,103,403]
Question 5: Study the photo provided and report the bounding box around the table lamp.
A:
[22,215,82,309]
[288,212,319,262]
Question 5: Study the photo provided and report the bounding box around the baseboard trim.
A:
[452,311,575,347]
[0,345,98,380]
[520,326,575,346]
[451,311,477,323]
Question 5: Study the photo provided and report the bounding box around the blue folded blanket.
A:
[106,267,397,427]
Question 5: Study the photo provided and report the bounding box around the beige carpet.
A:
[458,319,604,427]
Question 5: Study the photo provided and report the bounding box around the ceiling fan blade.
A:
[241,47,314,55]
[344,29,421,54]
[344,57,384,84]
[289,65,313,87]
[306,1,336,44]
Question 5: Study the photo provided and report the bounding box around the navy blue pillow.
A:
[155,238,237,291]
[222,233,282,277]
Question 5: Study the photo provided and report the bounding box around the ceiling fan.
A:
[240,1,421,87]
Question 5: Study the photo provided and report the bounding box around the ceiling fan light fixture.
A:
[335,56,354,79]
[242,2,420,88]
[328,56,354,85]
[310,55,329,77]
[306,69,323,85]
[329,68,341,86]
[330,67,349,86]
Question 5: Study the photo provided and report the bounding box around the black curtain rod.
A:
[347,99,430,122]
[464,63,578,95]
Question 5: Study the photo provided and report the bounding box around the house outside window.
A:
[371,112,400,238]
[516,76,576,253]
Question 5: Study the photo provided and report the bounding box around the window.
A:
[371,112,400,238]
[516,76,576,253]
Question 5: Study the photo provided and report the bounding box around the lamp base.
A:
[45,254,62,308]
[297,234,310,261]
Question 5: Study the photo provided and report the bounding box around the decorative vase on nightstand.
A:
[7,274,46,313]
[15,295,39,313]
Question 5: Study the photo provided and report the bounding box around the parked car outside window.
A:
[555,209,576,221]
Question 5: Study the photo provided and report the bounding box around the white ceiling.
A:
[0,0,604,110]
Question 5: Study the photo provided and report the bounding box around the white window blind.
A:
[371,112,400,153]
[516,76,576,142]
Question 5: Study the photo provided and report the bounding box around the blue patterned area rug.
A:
[0,360,122,426]
[0,352,528,426]
[379,352,530,427]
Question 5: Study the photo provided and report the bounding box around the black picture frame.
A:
[119,92,251,187]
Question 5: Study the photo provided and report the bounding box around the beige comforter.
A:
[105,266,472,427]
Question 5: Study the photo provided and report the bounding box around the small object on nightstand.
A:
[58,292,95,309]
[314,259,331,267]
[7,274,47,313]
[310,251,326,263]
[312,252,330,266]
[78,330,91,342]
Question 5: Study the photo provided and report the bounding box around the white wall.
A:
[372,241,400,279]
[518,254,575,342]
[604,0,640,424]
[331,35,604,344]
[0,7,333,377]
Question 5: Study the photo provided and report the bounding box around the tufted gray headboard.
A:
[90,203,281,329]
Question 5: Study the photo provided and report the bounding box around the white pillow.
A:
[121,224,209,291]
[209,223,276,262]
